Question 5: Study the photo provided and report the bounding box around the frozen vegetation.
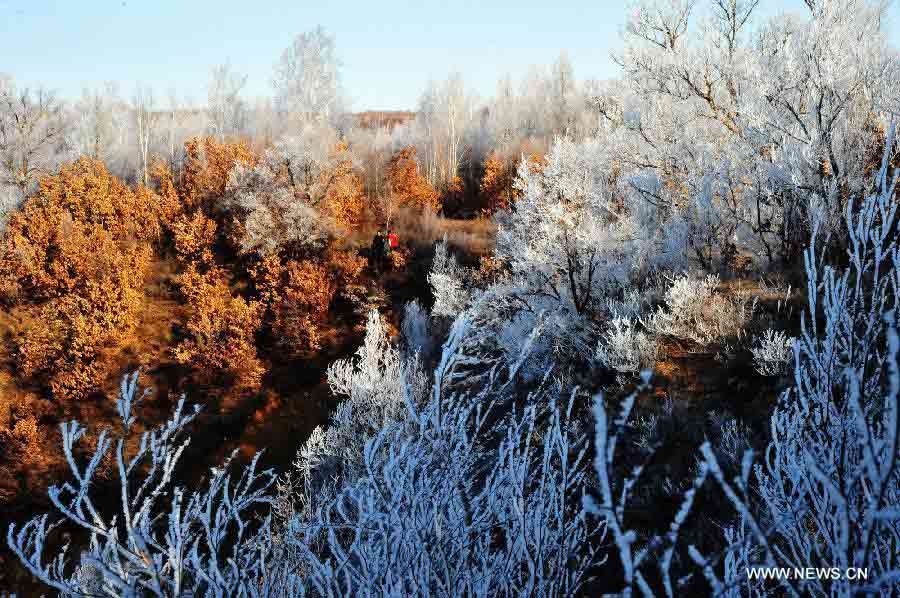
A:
[3,0,900,596]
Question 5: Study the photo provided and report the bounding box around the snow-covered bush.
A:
[584,374,711,596]
[224,157,332,255]
[281,313,602,596]
[400,299,432,360]
[707,412,751,472]
[292,309,426,514]
[750,329,795,376]
[427,237,471,318]
[292,348,599,595]
[604,287,647,319]
[596,316,658,374]
[644,274,753,347]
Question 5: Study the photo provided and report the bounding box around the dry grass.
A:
[391,207,496,257]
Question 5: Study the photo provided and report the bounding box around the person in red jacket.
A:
[387,231,399,251]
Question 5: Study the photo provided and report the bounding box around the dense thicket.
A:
[2,0,900,596]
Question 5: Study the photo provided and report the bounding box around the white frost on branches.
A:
[596,316,659,374]
[428,237,472,319]
[750,329,795,376]
[7,372,289,596]
[695,134,900,596]
[644,274,752,346]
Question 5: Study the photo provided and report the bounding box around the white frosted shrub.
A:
[604,288,646,319]
[288,316,602,596]
[224,159,332,255]
[596,316,659,374]
[292,309,426,515]
[584,376,711,596]
[695,137,900,596]
[400,299,431,360]
[750,329,795,376]
[7,372,290,596]
[428,237,471,318]
[644,274,752,346]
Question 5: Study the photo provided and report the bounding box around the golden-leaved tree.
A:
[173,266,264,393]
[180,136,257,210]
[480,152,515,216]
[321,142,366,232]
[0,159,155,399]
[385,146,440,214]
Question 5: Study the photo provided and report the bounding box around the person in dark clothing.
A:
[370,229,401,272]
[370,230,388,271]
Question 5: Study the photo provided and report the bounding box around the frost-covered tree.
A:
[428,237,472,319]
[207,62,248,142]
[272,124,340,198]
[289,309,426,515]
[457,136,679,375]
[607,0,899,266]
[224,158,331,256]
[550,50,576,135]
[496,136,687,318]
[220,126,346,255]
[70,83,128,171]
[132,85,158,185]
[273,27,345,130]
[410,74,474,191]
[695,135,900,595]
[0,78,69,212]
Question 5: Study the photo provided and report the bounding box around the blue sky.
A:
[1,0,897,111]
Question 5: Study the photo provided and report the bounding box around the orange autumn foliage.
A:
[325,246,367,289]
[0,160,153,399]
[0,414,52,502]
[274,260,333,354]
[180,137,257,209]
[480,152,515,215]
[322,143,367,231]
[0,416,43,464]
[174,266,264,392]
[525,151,548,176]
[249,245,365,356]
[480,151,547,216]
[0,159,158,297]
[386,146,440,213]
[16,247,149,398]
[148,159,186,228]
[172,211,218,265]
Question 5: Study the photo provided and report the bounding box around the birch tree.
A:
[71,83,125,165]
[207,62,247,142]
[272,26,345,131]
[132,85,158,185]
[0,78,69,210]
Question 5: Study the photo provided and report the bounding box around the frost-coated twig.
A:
[7,372,288,597]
